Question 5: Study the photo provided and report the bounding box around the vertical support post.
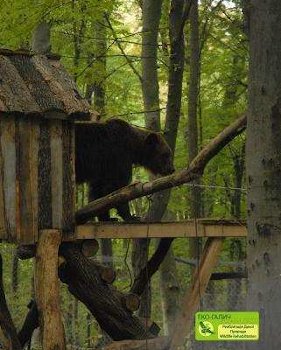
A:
[170,237,223,349]
[35,229,66,350]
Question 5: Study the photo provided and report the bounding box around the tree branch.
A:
[105,14,143,83]
[76,115,247,224]
[130,238,174,295]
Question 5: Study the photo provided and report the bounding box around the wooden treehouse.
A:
[0,48,89,244]
[0,49,247,350]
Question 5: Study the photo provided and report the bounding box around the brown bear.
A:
[75,118,174,221]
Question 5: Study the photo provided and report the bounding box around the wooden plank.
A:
[62,121,75,234]
[17,118,39,244]
[38,120,52,230]
[0,117,16,240]
[170,237,224,349]
[74,221,247,240]
[0,124,6,240]
[35,229,66,350]
[50,120,63,229]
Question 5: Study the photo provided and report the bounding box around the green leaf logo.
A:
[199,321,215,337]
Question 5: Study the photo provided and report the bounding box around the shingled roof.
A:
[0,49,90,119]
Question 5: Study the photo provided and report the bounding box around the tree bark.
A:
[186,0,202,273]
[141,0,163,130]
[35,230,66,350]
[85,18,107,114]
[164,0,186,154]
[160,247,180,335]
[246,1,281,348]
[59,244,154,340]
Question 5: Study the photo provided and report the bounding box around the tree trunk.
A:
[141,0,163,130]
[138,0,187,308]
[186,0,202,271]
[160,247,180,335]
[92,18,107,114]
[246,1,281,348]
[132,0,163,320]
[84,15,112,270]
[131,239,151,318]
[164,0,185,154]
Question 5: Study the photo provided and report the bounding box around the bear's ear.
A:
[145,132,160,147]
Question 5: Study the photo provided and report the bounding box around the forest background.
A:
[0,0,248,347]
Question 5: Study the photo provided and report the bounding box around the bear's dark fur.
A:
[75,118,174,221]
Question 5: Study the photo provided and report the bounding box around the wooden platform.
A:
[73,219,246,240]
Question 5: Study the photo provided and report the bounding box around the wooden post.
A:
[35,229,66,350]
[170,237,223,349]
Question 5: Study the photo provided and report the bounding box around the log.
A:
[35,229,66,350]
[76,115,246,223]
[81,239,99,257]
[18,118,39,243]
[96,263,116,284]
[16,239,99,260]
[104,337,170,350]
[120,293,140,312]
[59,243,154,340]
[50,120,63,229]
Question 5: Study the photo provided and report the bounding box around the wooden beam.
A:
[35,229,66,350]
[1,117,17,240]
[170,237,223,349]
[74,220,246,240]
[18,119,39,244]
[50,120,63,229]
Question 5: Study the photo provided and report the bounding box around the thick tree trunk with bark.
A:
[160,247,180,335]
[141,0,162,130]
[134,0,188,318]
[165,0,186,154]
[246,1,281,349]
[186,0,202,270]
